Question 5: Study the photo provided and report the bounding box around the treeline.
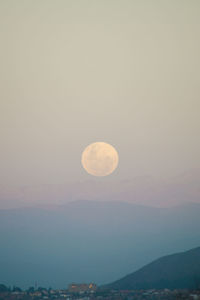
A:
[0,284,50,293]
[0,284,22,292]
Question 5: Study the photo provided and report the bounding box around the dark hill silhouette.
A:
[105,246,200,290]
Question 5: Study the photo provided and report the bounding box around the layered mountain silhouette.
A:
[105,247,200,290]
[1,170,200,209]
[0,201,200,288]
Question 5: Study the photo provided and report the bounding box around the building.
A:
[68,283,97,293]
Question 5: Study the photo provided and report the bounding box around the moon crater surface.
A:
[81,142,119,176]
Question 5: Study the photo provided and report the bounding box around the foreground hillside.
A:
[105,246,200,290]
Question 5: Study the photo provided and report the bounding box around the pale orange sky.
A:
[0,0,200,186]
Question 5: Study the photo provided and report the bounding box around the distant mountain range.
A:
[0,201,200,288]
[104,246,200,290]
[0,169,200,209]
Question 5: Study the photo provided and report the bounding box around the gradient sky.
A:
[0,0,200,187]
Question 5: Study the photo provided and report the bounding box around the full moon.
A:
[81,142,119,176]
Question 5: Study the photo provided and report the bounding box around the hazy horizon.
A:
[1,200,200,289]
[0,168,200,209]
